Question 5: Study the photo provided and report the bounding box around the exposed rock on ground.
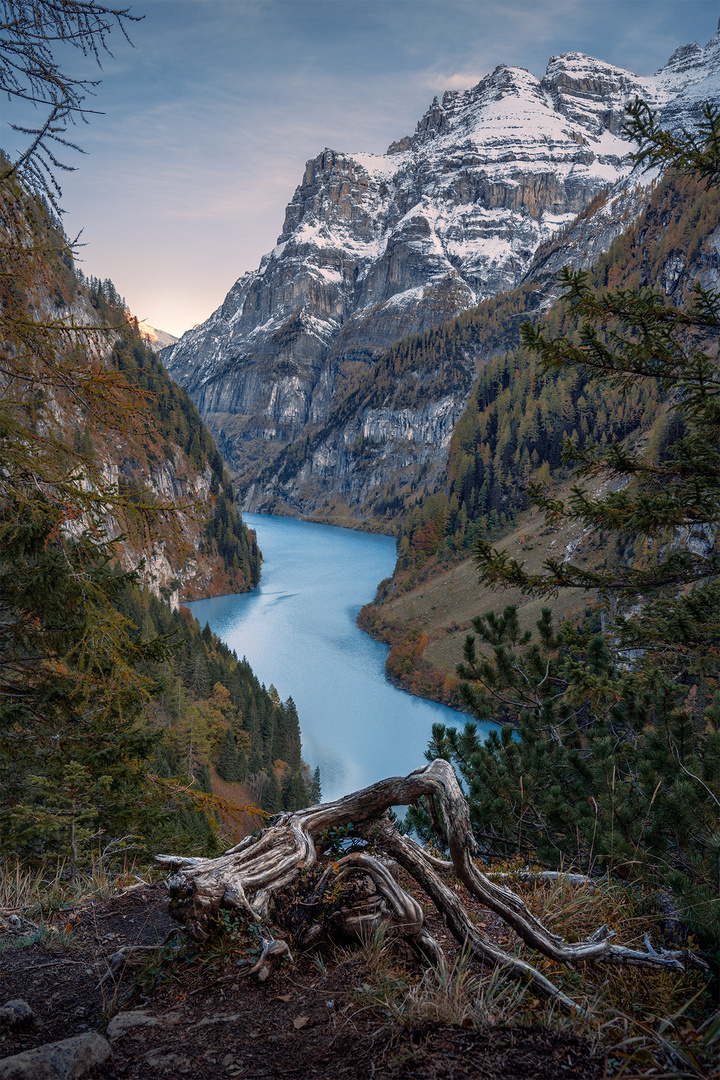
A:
[0,1031,110,1079]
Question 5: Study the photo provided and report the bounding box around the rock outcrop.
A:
[163,26,720,520]
[0,1031,111,1079]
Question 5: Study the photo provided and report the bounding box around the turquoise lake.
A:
[190,513,488,802]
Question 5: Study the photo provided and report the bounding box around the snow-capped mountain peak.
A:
[163,27,720,497]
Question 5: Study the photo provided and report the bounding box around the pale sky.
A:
[4,0,719,337]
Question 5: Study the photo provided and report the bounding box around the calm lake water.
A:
[189,514,487,803]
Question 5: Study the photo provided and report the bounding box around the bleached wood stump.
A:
[157,759,704,1012]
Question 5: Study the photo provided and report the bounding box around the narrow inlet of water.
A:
[190,513,489,802]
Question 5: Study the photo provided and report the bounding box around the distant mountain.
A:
[355,163,720,706]
[163,24,720,518]
[136,319,179,351]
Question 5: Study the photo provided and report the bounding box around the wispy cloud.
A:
[31,0,719,337]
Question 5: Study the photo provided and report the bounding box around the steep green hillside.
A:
[0,576,317,864]
[128,587,318,823]
[360,170,720,701]
[78,275,261,600]
[0,167,312,869]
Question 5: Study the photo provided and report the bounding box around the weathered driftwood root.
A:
[283,851,446,967]
[156,759,705,1012]
[245,936,293,982]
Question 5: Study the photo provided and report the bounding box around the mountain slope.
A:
[0,167,313,869]
[0,188,260,606]
[78,279,262,603]
[358,166,720,703]
[163,26,720,512]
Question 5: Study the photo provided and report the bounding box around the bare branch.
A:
[157,760,707,1015]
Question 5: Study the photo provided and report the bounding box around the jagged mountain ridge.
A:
[353,165,720,708]
[163,25,720,514]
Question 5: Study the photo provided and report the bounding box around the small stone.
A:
[161,1013,183,1025]
[105,1011,160,1042]
[0,1002,34,1034]
[0,1030,110,1079]
[189,1013,241,1029]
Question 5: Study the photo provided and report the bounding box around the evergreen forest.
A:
[393,170,720,577]
[0,136,313,872]
[401,104,720,966]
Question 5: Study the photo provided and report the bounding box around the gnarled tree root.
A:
[156,760,706,1012]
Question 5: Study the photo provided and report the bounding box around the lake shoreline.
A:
[189,513,488,803]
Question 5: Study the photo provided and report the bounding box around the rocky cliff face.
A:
[47,287,258,605]
[163,26,720,520]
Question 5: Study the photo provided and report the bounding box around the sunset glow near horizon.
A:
[5,0,718,339]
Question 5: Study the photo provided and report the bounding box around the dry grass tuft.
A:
[0,854,150,921]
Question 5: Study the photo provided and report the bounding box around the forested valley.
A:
[1,5,719,1078]
[360,166,720,695]
[0,154,316,874]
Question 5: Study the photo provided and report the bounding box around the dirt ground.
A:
[0,882,609,1079]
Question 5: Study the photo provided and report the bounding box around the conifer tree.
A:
[1,1,140,203]
[421,102,720,949]
[282,768,307,811]
[217,728,241,783]
[261,769,282,814]
[307,767,322,804]
[194,760,213,794]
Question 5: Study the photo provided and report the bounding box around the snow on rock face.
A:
[135,319,178,350]
[656,24,720,126]
[163,29,720,496]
